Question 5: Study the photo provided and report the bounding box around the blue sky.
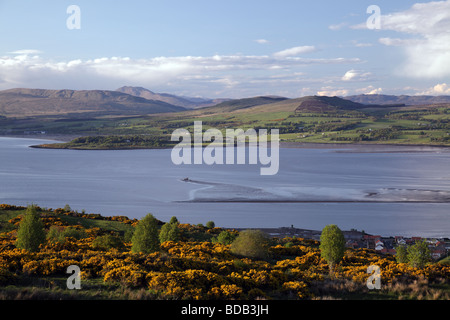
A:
[0,0,449,98]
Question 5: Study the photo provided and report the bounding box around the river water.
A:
[0,137,449,237]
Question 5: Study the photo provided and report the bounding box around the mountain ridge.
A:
[116,86,230,109]
[0,88,186,117]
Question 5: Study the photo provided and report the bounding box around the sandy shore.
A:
[279,141,450,153]
[0,134,79,142]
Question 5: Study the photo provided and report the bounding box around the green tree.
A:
[407,240,431,268]
[395,244,408,264]
[212,230,237,245]
[230,229,269,260]
[319,224,346,273]
[131,213,160,253]
[206,221,215,229]
[15,205,46,252]
[159,220,180,243]
[169,216,179,224]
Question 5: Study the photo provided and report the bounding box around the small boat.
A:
[182,177,190,182]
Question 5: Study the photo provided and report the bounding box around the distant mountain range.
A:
[0,88,186,117]
[116,86,229,109]
[1,86,450,118]
[344,94,450,106]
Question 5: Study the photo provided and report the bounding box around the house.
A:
[346,240,359,249]
[431,246,446,260]
[411,237,422,243]
[375,240,384,251]
[380,248,396,255]
[363,235,381,250]
[395,236,406,246]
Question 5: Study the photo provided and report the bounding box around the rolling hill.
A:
[188,95,397,117]
[0,88,186,117]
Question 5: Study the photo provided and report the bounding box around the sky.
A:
[0,0,449,99]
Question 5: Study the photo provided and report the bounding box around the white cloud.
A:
[254,39,269,44]
[317,85,382,97]
[0,49,362,97]
[8,49,43,55]
[377,0,450,78]
[378,37,421,46]
[316,87,349,97]
[355,85,383,95]
[419,83,450,95]
[328,22,348,31]
[273,46,317,58]
[341,69,372,81]
[351,40,374,47]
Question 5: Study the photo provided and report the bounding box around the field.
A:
[0,204,449,301]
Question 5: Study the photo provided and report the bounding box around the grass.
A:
[58,215,134,234]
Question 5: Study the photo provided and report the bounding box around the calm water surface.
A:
[0,137,449,237]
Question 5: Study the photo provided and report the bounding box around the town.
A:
[258,226,450,261]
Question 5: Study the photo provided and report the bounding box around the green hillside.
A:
[1,92,450,148]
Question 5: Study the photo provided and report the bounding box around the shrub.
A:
[230,230,269,260]
[212,230,237,245]
[47,226,87,243]
[92,234,125,251]
[63,227,87,240]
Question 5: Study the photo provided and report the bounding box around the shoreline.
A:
[2,135,450,153]
[0,134,78,142]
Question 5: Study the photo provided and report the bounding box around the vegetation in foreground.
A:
[0,204,449,300]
